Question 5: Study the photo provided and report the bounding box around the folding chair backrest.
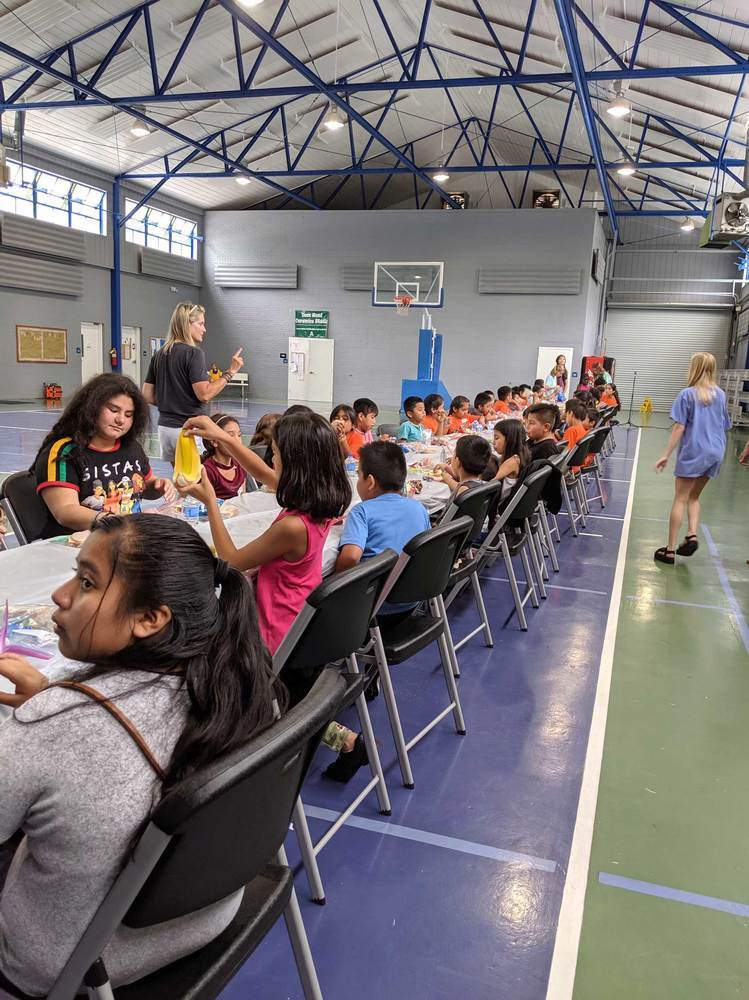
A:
[385,515,474,606]
[585,426,611,457]
[0,470,48,544]
[506,466,552,520]
[48,668,346,998]
[272,549,399,675]
[568,431,595,470]
[377,423,400,438]
[441,480,501,541]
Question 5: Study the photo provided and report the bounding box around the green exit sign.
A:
[294,309,329,338]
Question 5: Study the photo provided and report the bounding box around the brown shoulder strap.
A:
[53,680,166,781]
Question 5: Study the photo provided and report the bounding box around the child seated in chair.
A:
[397,396,428,443]
[525,403,561,461]
[330,442,431,782]
[422,394,450,437]
[435,434,492,505]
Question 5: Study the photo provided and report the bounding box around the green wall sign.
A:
[294,309,329,338]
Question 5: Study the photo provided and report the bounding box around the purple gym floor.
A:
[0,405,637,999]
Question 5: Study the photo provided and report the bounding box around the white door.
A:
[80,322,104,384]
[604,308,731,411]
[121,326,141,385]
[287,338,335,411]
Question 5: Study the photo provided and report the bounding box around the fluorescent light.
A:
[321,106,345,131]
[616,160,636,176]
[432,169,450,183]
[235,176,251,186]
[606,83,630,118]
[680,218,695,232]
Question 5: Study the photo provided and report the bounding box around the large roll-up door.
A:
[604,308,732,411]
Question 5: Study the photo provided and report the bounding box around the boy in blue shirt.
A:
[397,396,428,442]
[327,441,430,782]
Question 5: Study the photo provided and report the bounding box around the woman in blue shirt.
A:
[654,352,731,564]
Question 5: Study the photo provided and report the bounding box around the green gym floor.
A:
[572,422,749,999]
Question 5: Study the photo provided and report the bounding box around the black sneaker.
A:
[323,733,368,783]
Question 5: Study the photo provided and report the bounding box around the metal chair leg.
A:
[560,477,578,536]
[371,627,415,788]
[501,535,528,631]
[277,845,324,1000]
[292,798,326,904]
[533,523,550,581]
[525,519,547,598]
[348,655,391,816]
[438,596,461,678]
[520,545,540,608]
[470,571,493,647]
[539,503,560,572]
[431,599,466,735]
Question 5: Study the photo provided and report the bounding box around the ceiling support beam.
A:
[553,0,619,236]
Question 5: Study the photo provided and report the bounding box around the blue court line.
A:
[625,595,731,613]
[599,872,749,919]
[702,525,749,655]
[483,576,609,597]
[303,804,557,872]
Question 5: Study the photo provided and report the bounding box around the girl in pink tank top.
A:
[178,411,351,653]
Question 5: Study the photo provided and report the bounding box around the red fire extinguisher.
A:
[109,347,118,369]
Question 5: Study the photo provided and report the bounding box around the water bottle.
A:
[471,420,483,433]
[344,456,357,476]
[423,428,433,447]
[183,497,201,525]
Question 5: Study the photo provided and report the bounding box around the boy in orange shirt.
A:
[447,395,471,434]
[473,391,495,427]
[494,385,512,414]
[423,393,450,436]
[562,399,588,472]
[346,397,379,458]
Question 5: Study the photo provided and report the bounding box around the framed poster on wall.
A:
[16,325,68,363]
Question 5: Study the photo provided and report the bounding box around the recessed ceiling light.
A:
[321,105,345,131]
[680,218,695,232]
[235,176,251,186]
[606,82,631,118]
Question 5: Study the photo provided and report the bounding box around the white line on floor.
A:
[579,532,604,538]
[545,428,641,1000]
[483,577,609,597]
[0,424,47,432]
[557,512,625,522]
[600,478,631,483]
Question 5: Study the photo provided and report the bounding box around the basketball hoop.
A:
[394,293,413,316]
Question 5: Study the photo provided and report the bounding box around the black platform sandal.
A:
[676,535,699,557]
[654,547,675,565]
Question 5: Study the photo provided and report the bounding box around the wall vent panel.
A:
[0,252,83,296]
[1,214,87,261]
[341,264,373,291]
[214,262,298,288]
[139,247,199,284]
[478,268,582,295]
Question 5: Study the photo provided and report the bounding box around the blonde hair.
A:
[165,302,205,351]
[687,351,717,404]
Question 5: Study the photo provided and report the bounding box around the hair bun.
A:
[214,559,231,586]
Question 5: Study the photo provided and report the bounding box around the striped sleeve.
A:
[35,438,81,493]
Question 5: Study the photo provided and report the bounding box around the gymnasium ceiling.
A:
[1,0,749,231]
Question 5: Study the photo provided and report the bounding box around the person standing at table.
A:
[654,352,731,564]
[142,302,244,464]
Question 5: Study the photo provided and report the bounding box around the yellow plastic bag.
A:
[173,431,201,487]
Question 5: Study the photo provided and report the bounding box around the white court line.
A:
[600,478,631,483]
[558,511,625,522]
[545,428,641,1000]
[484,577,608,598]
[0,424,48,432]
[579,532,604,538]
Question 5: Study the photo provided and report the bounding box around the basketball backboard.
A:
[373,262,444,307]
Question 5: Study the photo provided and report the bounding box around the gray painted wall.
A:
[202,208,602,406]
[0,146,203,400]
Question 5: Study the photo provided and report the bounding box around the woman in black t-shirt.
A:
[142,302,244,464]
[32,374,174,539]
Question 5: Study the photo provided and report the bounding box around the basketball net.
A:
[394,293,413,316]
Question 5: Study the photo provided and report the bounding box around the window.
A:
[124,198,199,259]
[0,159,106,234]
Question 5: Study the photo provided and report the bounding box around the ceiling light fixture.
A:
[680,217,695,232]
[432,168,450,183]
[235,175,251,186]
[236,0,264,8]
[321,105,346,131]
[606,82,631,118]
[616,158,636,176]
[129,113,152,138]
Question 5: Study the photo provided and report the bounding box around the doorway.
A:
[80,322,104,384]
[121,326,141,385]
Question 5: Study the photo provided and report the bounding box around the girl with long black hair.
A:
[0,515,284,995]
[31,373,174,539]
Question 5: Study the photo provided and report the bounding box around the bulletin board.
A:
[16,325,68,364]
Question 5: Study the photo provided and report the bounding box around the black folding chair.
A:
[44,668,346,1000]
[271,550,399,904]
[376,423,400,439]
[0,470,48,545]
[579,426,613,508]
[548,433,594,536]
[440,481,502,654]
[359,516,474,789]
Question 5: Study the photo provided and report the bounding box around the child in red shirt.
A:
[562,399,588,472]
